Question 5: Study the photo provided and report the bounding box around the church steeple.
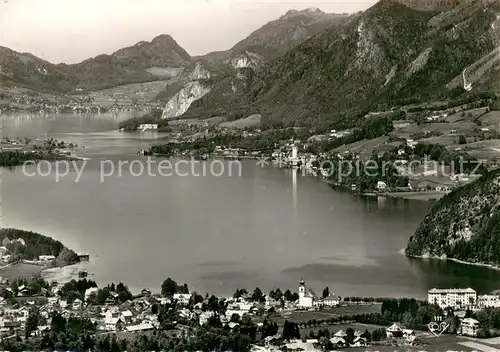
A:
[299,278,306,296]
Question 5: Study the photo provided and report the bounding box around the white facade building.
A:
[478,294,500,308]
[137,124,158,131]
[461,318,480,337]
[38,255,56,262]
[320,295,341,307]
[428,288,477,309]
[173,293,192,305]
[298,280,315,308]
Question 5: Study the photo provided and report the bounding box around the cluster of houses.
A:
[0,237,26,263]
[297,279,341,309]
[253,323,417,352]
[0,278,346,342]
[0,237,63,266]
[427,287,500,337]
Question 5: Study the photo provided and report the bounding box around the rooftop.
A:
[428,288,476,293]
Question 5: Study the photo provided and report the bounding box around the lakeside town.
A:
[0,257,500,352]
[0,230,495,351]
[126,97,500,201]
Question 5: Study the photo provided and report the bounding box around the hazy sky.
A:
[0,0,377,64]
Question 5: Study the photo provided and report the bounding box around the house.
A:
[126,322,154,332]
[72,298,83,310]
[406,139,418,148]
[14,238,25,246]
[199,311,215,326]
[478,294,500,308]
[137,124,158,131]
[320,294,341,307]
[376,181,388,191]
[85,287,99,302]
[173,293,192,305]
[141,288,152,297]
[298,279,316,308]
[334,330,347,338]
[330,336,346,348]
[0,247,8,256]
[104,317,122,332]
[264,295,280,308]
[351,336,367,347]
[428,288,477,309]
[386,323,403,338]
[460,318,480,337]
[393,120,413,129]
[436,186,451,193]
[120,310,133,322]
[38,255,56,262]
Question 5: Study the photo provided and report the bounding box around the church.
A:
[298,279,317,308]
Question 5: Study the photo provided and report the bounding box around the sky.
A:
[0,0,377,64]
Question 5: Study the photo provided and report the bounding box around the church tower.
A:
[299,279,306,297]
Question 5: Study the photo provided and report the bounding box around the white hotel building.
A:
[478,294,500,308]
[428,288,477,309]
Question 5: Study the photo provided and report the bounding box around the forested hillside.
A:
[406,168,500,265]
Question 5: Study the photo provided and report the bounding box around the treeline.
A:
[86,282,133,305]
[0,228,80,266]
[413,142,486,174]
[7,312,97,352]
[306,327,387,345]
[322,153,409,193]
[297,298,441,331]
[1,276,50,302]
[233,287,299,303]
[0,150,44,167]
[151,128,308,156]
[118,109,171,132]
[307,115,397,154]
[473,308,500,338]
[58,278,97,303]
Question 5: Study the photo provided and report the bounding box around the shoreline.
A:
[402,249,500,272]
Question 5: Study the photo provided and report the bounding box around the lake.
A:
[3,112,500,298]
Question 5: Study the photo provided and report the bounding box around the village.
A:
[0,263,499,352]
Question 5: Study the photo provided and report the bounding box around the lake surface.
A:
[3,112,500,298]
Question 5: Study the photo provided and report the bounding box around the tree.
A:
[78,271,88,279]
[458,135,467,144]
[177,283,189,294]
[282,321,300,340]
[230,313,241,323]
[25,311,39,338]
[284,289,294,302]
[161,278,177,297]
[251,287,264,303]
[346,327,355,344]
[322,287,330,299]
[233,288,248,298]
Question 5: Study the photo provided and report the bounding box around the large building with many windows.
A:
[428,288,477,309]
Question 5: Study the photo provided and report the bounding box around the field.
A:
[334,136,391,159]
[0,262,42,281]
[89,80,174,106]
[445,107,489,123]
[269,304,382,326]
[219,114,262,129]
[480,111,500,131]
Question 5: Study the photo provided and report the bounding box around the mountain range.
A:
[183,0,500,129]
[1,0,499,129]
[0,7,347,94]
